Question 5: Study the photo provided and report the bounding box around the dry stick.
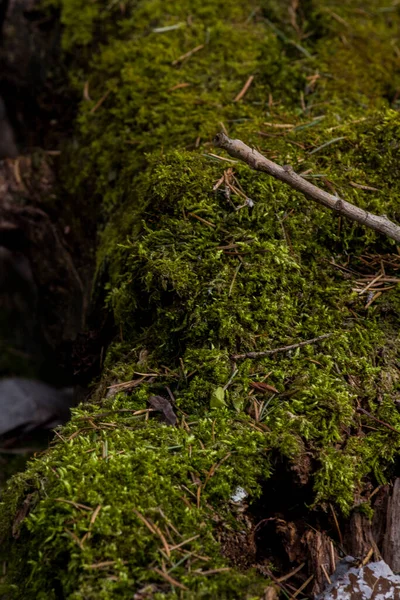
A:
[232,333,332,361]
[213,133,400,243]
[357,407,400,435]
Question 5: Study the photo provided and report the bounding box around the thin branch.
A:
[357,407,400,435]
[232,333,333,360]
[213,132,400,243]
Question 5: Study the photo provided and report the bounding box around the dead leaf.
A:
[12,492,38,538]
[148,395,177,425]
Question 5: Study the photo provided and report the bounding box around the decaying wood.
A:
[383,479,400,572]
[213,132,400,243]
[303,529,338,595]
[344,511,378,561]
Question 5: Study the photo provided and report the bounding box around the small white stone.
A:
[231,486,248,503]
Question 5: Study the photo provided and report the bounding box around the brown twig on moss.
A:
[231,333,333,361]
[213,132,400,243]
[357,407,400,435]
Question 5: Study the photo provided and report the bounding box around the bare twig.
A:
[213,133,400,243]
[357,407,400,435]
[231,333,333,360]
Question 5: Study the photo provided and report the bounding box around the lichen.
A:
[2,0,400,597]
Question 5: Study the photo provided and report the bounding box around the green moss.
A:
[3,0,400,597]
[1,400,269,599]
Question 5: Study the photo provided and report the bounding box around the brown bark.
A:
[383,479,400,572]
[303,529,339,595]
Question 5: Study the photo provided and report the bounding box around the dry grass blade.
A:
[151,521,172,558]
[232,333,333,360]
[228,263,242,296]
[54,498,92,511]
[85,560,126,569]
[250,381,279,393]
[132,508,157,535]
[133,509,171,557]
[358,273,383,295]
[195,567,231,575]
[168,83,191,91]
[349,181,381,192]
[188,213,216,228]
[292,574,314,597]
[169,535,200,551]
[234,75,254,102]
[288,0,300,35]
[64,528,84,550]
[329,503,343,546]
[365,291,382,308]
[107,377,146,390]
[204,452,232,487]
[172,44,204,66]
[152,567,189,590]
[361,547,374,566]
[277,562,306,583]
[90,90,111,114]
[90,504,102,526]
[205,153,238,163]
[263,122,294,129]
[321,563,332,584]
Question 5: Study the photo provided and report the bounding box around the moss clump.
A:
[3,0,400,597]
[1,400,270,599]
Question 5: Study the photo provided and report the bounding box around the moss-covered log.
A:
[3,0,400,597]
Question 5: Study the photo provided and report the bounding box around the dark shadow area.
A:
[0,0,115,486]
